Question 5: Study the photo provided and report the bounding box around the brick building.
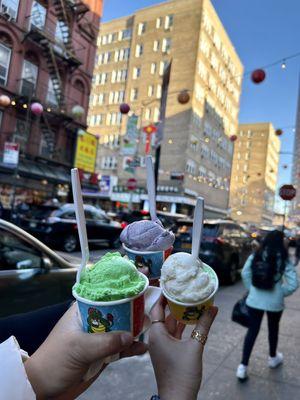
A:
[0,0,102,210]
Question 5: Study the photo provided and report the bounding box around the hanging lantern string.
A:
[242,50,300,78]
[215,50,300,85]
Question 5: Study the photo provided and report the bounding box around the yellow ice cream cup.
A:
[161,266,219,325]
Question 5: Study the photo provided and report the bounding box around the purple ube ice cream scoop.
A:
[120,219,175,251]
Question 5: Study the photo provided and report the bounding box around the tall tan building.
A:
[229,123,280,225]
[88,0,243,216]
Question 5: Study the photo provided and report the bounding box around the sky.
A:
[102,0,300,212]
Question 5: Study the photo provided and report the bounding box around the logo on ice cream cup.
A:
[73,273,161,338]
[122,243,172,280]
[161,266,219,325]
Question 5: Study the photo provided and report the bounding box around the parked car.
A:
[115,210,185,231]
[173,219,252,284]
[0,219,78,318]
[18,204,122,252]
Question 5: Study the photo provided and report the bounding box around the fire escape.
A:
[23,1,88,159]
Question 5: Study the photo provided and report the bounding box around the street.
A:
[69,249,300,400]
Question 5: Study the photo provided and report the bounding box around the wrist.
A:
[158,386,197,400]
[24,356,47,399]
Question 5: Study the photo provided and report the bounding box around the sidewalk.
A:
[79,263,300,400]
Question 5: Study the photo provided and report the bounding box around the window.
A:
[99,51,111,64]
[159,60,168,76]
[121,28,132,40]
[0,43,11,86]
[30,1,46,28]
[101,156,117,169]
[135,44,143,57]
[199,165,207,177]
[156,17,162,28]
[13,118,29,152]
[100,72,108,84]
[186,160,196,175]
[115,48,130,62]
[145,108,151,120]
[150,62,156,74]
[114,69,128,82]
[130,88,138,101]
[200,38,210,57]
[55,20,69,51]
[156,84,162,98]
[46,78,59,105]
[165,15,174,30]
[137,22,146,35]
[162,38,171,53]
[190,135,198,151]
[102,35,107,44]
[89,115,96,126]
[195,83,204,102]
[153,107,160,122]
[98,93,105,105]
[153,40,160,52]
[0,228,43,270]
[95,114,103,125]
[148,85,154,97]
[106,112,121,126]
[132,66,141,79]
[21,60,38,96]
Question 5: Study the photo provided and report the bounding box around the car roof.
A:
[0,219,79,269]
[59,203,106,213]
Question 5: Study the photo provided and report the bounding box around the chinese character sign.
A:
[122,115,139,155]
[74,131,98,173]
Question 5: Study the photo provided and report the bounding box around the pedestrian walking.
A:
[294,236,300,266]
[236,230,299,380]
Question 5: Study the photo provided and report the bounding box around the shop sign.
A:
[99,175,110,195]
[74,131,97,173]
[113,185,146,195]
[3,142,19,166]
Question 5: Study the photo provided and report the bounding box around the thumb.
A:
[79,331,133,364]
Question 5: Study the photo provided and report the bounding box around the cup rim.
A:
[122,243,167,255]
[73,272,149,306]
[161,266,219,307]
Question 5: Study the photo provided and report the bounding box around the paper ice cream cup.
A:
[161,266,219,325]
[122,243,173,280]
[73,273,161,338]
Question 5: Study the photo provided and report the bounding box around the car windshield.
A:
[203,224,220,238]
[23,206,58,220]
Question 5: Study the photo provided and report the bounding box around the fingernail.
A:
[121,332,133,346]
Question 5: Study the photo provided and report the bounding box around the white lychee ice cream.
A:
[160,252,216,303]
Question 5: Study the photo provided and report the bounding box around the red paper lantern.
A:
[177,90,190,104]
[0,94,11,107]
[230,135,237,142]
[275,129,283,136]
[30,102,43,115]
[251,69,266,84]
[120,103,130,114]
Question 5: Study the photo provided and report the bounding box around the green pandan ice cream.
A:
[74,252,146,301]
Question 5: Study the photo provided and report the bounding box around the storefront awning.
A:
[18,160,71,184]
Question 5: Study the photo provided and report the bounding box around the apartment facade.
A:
[229,123,280,225]
[88,0,243,217]
[291,81,300,223]
[0,0,102,210]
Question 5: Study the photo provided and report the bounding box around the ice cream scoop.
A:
[160,252,216,303]
[73,252,146,301]
[120,219,175,251]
